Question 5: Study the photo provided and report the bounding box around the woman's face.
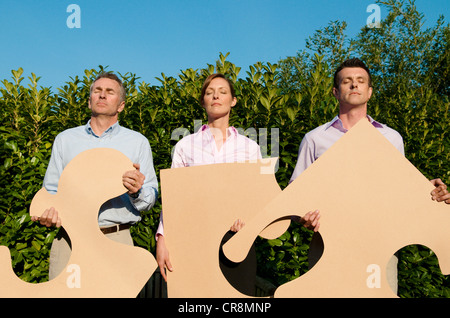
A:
[202,77,237,121]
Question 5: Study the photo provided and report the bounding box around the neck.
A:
[90,116,118,136]
[208,116,230,137]
[338,104,368,130]
[207,117,230,149]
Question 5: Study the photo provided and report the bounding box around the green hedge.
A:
[1,0,449,297]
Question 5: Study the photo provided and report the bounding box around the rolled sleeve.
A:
[128,139,158,212]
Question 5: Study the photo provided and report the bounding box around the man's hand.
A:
[31,207,62,228]
[123,163,145,196]
[430,178,450,204]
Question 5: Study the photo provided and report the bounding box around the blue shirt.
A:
[43,120,158,226]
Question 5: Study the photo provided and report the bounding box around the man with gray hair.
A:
[32,72,158,279]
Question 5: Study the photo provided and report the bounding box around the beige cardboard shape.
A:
[223,119,450,297]
[0,148,157,297]
[160,158,290,297]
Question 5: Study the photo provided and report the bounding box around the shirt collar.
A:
[200,124,238,139]
[85,120,120,138]
[327,115,383,132]
[367,115,384,128]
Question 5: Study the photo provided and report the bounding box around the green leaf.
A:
[268,239,283,247]
[31,241,41,251]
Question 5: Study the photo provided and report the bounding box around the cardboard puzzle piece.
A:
[223,119,450,297]
[0,148,156,297]
[160,158,290,297]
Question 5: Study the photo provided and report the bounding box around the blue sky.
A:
[0,0,448,90]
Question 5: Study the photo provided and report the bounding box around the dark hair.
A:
[199,73,236,106]
[90,72,126,103]
[333,58,372,88]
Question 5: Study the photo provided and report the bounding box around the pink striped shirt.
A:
[156,125,262,237]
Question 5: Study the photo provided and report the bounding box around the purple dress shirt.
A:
[289,115,405,183]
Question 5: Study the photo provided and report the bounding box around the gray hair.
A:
[90,72,126,103]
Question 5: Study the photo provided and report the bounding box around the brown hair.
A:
[333,58,372,88]
[199,73,236,106]
[90,72,126,103]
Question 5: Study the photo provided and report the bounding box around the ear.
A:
[117,101,125,113]
[332,87,339,99]
[368,86,373,100]
[88,98,92,110]
[231,97,237,108]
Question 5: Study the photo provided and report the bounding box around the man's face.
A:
[88,78,125,117]
[333,67,373,108]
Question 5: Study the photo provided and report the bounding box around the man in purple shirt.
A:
[290,58,449,293]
